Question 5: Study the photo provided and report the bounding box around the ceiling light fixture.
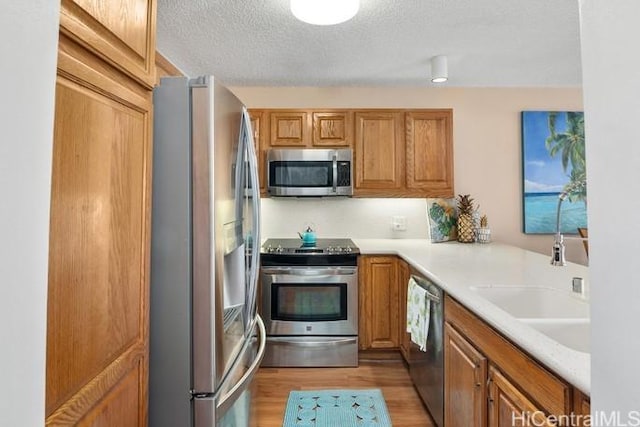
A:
[430,55,448,83]
[290,0,360,26]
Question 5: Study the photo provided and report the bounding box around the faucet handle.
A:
[550,234,566,266]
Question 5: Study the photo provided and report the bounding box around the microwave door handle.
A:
[332,153,338,193]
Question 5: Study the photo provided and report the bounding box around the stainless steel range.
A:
[260,238,360,367]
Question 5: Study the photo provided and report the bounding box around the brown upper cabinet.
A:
[312,111,353,146]
[354,111,405,194]
[405,110,454,196]
[60,0,157,88]
[269,111,311,147]
[248,108,454,198]
[265,110,354,148]
[249,110,267,193]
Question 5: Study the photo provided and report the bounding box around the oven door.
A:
[261,266,358,336]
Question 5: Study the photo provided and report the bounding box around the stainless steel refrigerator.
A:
[150,76,264,427]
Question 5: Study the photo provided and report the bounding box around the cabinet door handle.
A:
[486,376,494,402]
[474,363,482,387]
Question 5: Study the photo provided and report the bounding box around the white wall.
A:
[261,198,429,239]
[0,2,59,425]
[233,86,588,263]
[579,0,640,418]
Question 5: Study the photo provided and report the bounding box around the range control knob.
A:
[327,246,335,253]
[345,246,352,253]
[265,245,273,253]
[275,245,284,254]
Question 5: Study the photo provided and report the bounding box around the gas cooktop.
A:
[261,238,360,255]
[261,238,360,266]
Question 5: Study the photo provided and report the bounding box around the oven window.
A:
[269,161,333,188]
[271,283,347,322]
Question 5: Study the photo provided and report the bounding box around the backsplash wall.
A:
[261,198,429,239]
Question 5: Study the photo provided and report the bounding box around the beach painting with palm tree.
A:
[521,111,587,234]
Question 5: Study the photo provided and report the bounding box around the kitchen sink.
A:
[469,285,589,319]
[520,319,591,353]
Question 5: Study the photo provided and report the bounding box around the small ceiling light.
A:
[290,0,360,26]
[430,55,448,83]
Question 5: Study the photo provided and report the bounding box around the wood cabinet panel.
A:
[405,110,453,196]
[445,323,488,427]
[312,111,353,146]
[269,111,310,146]
[359,256,400,349]
[46,35,151,425]
[573,391,591,427]
[249,110,267,192]
[76,359,144,427]
[60,0,156,87]
[397,259,411,361]
[354,112,404,192]
[445,296,571,417]
[488,367,555,427]
[155,52,183,84]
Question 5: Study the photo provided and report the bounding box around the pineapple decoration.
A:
[456,194,476,243]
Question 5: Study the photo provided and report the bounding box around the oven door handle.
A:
[262,267,357,276]
[267,336,357,348]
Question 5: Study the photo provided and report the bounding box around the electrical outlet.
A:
[392,216,407,231]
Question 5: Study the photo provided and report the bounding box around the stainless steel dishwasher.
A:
[408,269,444,427]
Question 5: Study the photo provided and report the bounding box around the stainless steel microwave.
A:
[267,148,353,197]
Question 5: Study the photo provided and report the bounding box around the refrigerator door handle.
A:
[243,107,261,325]
[217,315,266,414]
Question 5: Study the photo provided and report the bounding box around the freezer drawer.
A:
[193,316,266,427]
[261,336,358,367]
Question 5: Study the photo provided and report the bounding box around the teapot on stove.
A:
[298,226,317,245]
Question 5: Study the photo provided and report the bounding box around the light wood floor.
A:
[255,358,435,426]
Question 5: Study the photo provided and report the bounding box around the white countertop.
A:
[352,238,590,395]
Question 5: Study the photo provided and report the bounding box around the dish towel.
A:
[406,277,430,351]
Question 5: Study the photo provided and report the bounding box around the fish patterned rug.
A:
[282,389,392,427]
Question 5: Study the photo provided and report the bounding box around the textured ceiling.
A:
[157,0,582,87]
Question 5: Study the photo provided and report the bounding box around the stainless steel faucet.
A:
[550,179,586,266]
[550,192,568,266]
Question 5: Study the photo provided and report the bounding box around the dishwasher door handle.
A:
[410,275,442,303]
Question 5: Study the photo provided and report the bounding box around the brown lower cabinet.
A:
[358,256,400,350]
[397,258,411,360]
[444,323,488,427]
[488,367,556,427]
[360,256,591,426]
[444,294,590,427]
